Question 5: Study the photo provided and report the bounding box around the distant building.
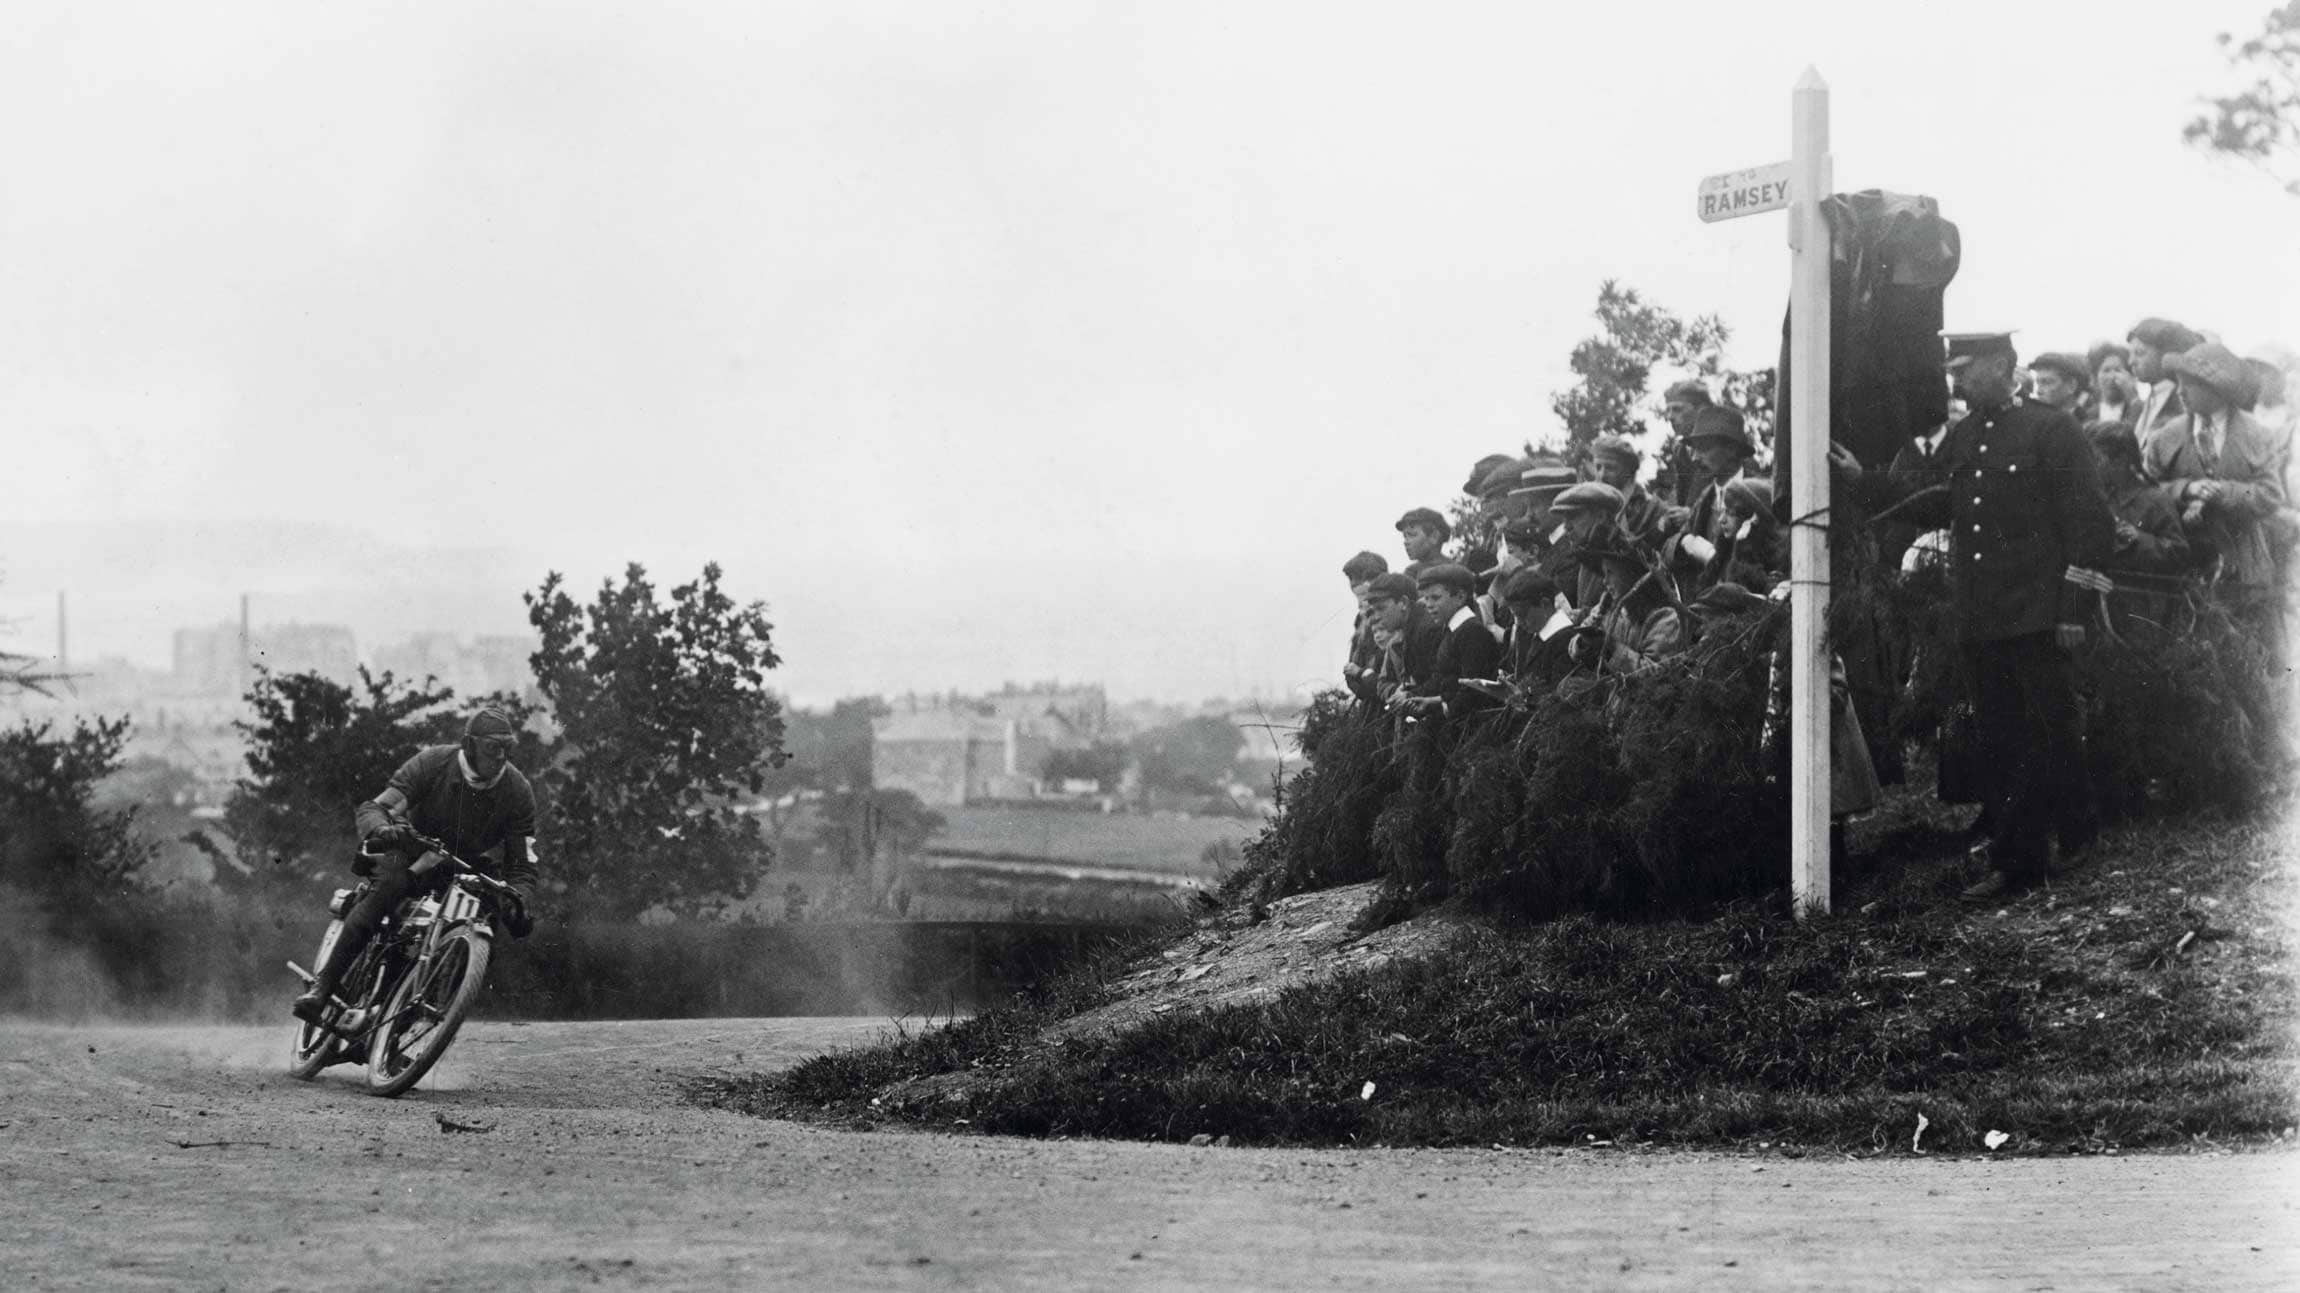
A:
[250,622,359,687]
[172,620,359,692]
[172,623,244,695]
[372,632,535,700]
[875,684,1109,805]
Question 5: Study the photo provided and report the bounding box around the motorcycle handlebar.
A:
[363,831,518,897]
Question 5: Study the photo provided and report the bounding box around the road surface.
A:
[1,1018,2293,1290]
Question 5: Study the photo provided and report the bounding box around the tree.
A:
[204,668,461,896]
[525,562,789,919]
[0,717,152,936]
[1130,716,1245,797]
[1041,740,1128,790]
[2185,2,2300,194]
[1549,281,1731,458]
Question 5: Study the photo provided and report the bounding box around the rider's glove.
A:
[500,890,535,940]
[367,822,417,850]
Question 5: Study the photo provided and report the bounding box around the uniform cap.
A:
[1942,331,2018,369]
[1550,481,1627,515]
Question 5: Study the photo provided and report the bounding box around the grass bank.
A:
[693,801,2298,1154]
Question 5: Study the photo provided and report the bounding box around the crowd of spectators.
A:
[1337,320,2296,901]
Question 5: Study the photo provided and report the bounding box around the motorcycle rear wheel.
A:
[364,926,491,1098]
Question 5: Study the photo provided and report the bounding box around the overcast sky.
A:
[6,1,2298,706]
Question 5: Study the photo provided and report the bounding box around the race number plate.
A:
[443,888,482,924]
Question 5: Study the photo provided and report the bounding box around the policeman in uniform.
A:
[1884,332,2116,900]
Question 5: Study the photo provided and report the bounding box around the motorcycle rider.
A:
[292,706,538,1025]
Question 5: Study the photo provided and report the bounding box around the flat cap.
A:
[1475,457,1533,498]
[1663,378,1714,406]
[2029,352,2090,384]
[1550,481,1627,515]
[1412,562,1477,596]
[1573,529,1643,570]
[1362,572,1418,601]
[1461,454,1516,496]
[2165,342,2260,405]
[1394,507,1451,538]
[1685,405,1753,453]
[1589,433,1641,465]
[1501,566,1561,605]
[1721,475,1774,516]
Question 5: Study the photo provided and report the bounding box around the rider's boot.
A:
[295,925,365,1024]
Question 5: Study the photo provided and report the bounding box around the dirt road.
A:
[2,1018,2293,1290]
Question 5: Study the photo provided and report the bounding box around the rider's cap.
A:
[464,707,518,742]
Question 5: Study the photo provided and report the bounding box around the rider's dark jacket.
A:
[355,745,538,893]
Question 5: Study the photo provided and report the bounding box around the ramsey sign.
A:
[1696,162,1793,222]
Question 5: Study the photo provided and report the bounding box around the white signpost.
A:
[1697,70,1833,918]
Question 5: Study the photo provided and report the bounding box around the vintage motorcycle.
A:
[286,832,517,1097]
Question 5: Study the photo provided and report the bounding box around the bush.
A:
[1237,573,2288,923]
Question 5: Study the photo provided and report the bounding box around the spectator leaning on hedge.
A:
[1568,531,1685,675]
[2148,342,2288,606]
[1395,563,1501,721]
[1348,571,1442,707]
[1878,331,2117,901]
[1341,549,1390,688]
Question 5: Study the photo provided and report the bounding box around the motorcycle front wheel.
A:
[364,926,492,1098]
[286,1016,339,1080]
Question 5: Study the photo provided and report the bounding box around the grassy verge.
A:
[693,801,2297,1154]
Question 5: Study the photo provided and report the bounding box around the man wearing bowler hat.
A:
[1879,331,2116,901]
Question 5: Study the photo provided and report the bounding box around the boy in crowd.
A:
[1588,433,1682,547]
[1395,507,1452,581]
[1341,550,1390,691]
[1346,572,1442,707]
[1394,563,1502,721]
[1499,566,1570,685]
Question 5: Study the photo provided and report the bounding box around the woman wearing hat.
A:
[2144,341,2287,596]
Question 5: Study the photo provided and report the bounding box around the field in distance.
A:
[931,806,1258,877]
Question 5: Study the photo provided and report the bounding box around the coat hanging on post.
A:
[1773,190,1961,493]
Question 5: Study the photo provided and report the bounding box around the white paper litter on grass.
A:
[1984,1130,2011,1150]
[1912,1113,1930,1153]
[1360,1081,1377,1101]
